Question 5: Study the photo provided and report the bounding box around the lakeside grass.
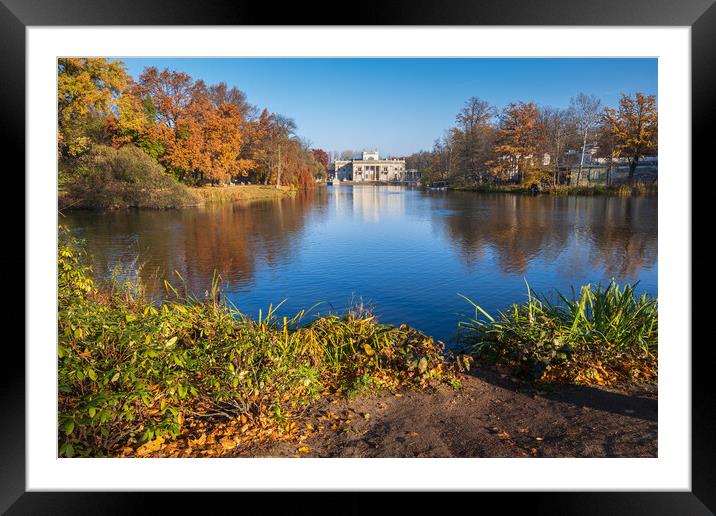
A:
[451,182,657,197]
[60,184,297,211]
[190,184,297,204]
[58,228,454,457]
[458,281,658,385]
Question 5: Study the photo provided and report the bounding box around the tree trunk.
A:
[578,129,588,186]
[628,155,639,184]
[275,144,282,189]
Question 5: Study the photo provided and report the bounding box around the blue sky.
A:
[118,58,657,156]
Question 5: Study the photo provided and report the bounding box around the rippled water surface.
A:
[64,185,658,343]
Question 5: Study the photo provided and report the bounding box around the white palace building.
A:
[333,150,419,183]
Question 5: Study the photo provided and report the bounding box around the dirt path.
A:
[238,369,657,458]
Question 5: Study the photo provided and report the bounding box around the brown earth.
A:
[235,368,657,458]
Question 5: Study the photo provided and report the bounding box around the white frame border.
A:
[27,26,690,491]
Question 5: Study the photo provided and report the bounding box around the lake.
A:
[63,185,658,344]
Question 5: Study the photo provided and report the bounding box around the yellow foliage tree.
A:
[57,58,129,157]
[603,93,658,183]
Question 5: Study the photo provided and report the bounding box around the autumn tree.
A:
[603,92,658,183]
[164,95,248,184]
[311,148,329,170]
[490,101,543,183]
[207,81,257,120]
[57,58,129,157]
[59,62,320,190]
[570,93,602,184]
[539,106,573,186]
[133,67,196,129]
[594,121,620,185]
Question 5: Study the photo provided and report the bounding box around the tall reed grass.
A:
[458,281,658,385]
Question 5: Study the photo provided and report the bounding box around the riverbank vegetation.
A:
[190,184,297,204]
[406,92,657,193]
[458,282,658,385]
[59,145,200,209]
[452,182,657,197]
[58,228,456,457]
[58,58,328,209]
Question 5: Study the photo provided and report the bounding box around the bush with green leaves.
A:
[63,144,198,209]
[458,281,657,385]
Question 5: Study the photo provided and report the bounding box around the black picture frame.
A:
[3,0,710,513]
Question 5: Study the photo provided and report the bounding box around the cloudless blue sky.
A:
[118,58,657,156]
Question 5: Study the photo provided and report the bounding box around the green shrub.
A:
[458,281,657,385]
[63,144,199,209]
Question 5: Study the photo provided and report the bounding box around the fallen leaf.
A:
[417,357,428,374]
[297,446,310,453]
[189,433,207,447]
[220,437,236,450]
[136,436,165,456]
[496,431,511,439]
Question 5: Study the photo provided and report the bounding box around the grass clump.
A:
[58,227,455,457]
[458,281,657,385]
[61,144,199,209]
[190,184,296,204]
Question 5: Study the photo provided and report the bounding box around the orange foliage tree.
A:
[602,92,658,183]
[489,101,544,183]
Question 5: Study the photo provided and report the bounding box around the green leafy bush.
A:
[62,144,199,209]
[458,281,657,385]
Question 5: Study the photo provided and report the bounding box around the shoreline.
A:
[233,369,657,458]
[129,368,657,458]
[450,182,657,197]
[59,184,297,211]
[188,184,297,204]
[58,181,657,211]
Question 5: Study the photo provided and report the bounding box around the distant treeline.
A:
[402,93,657,187]
[58,58,329,188]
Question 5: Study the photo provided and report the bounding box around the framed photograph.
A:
[6,0,710,513]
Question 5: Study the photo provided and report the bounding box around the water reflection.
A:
[65,186,657,341]
[68,188,325,296]
[430,193,657,279]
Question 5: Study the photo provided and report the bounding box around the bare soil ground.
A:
[237,368,657,458]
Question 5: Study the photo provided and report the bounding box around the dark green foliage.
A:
[458,281,658,384]
[62,144,198,209]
